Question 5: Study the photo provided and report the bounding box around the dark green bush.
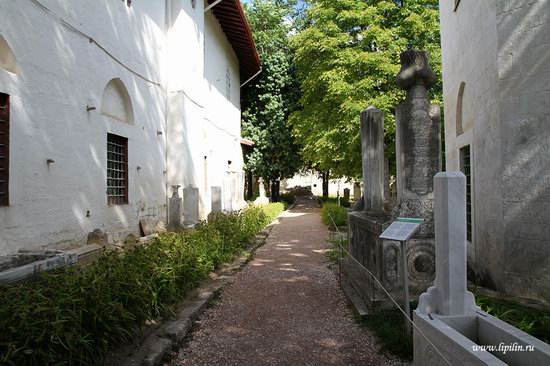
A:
[280,193,296,207]
[0,203,284,365]
[320,203,348,229]
[339,197,350,208]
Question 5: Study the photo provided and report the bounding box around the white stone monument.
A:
[413,172,550,365]
[416,171,477,316]
[211,186,222,212]
[254,177,269,206]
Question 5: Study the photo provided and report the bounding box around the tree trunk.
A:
[271,180,280,202]
[246,171,253,199]
[322,171,329,199]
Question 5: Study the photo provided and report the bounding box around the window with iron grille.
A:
[460,145,472,241]
[107,133,128,205]
[0,93,9,206]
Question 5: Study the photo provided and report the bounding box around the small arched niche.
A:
[101,78,134,124]
[456,81,465,136]
[0,35,21,75]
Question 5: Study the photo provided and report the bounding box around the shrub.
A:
[320,203,348,229]
[280,193,296,207]
[0,203,284,365]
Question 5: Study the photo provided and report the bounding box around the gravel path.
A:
[168,197,409,366]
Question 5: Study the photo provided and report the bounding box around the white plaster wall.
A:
[167,3,244,219]
[440,0,502,288]
[441,0,550,303]
[203,10,243,214]
[282,173,356,198]
[496,0,550,302]
[0,0,167,255]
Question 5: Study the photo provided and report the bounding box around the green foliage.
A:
[326,236,348,264]
[320,203,348,229]
[359,310,413,360]
[280,193,296,207]
[242,0,303,183]
[476,294,550,344]
[0,204,284,365]
[318,196,350,208]
[290,0,441,178]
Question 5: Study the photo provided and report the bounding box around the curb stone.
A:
[103,217,279,366]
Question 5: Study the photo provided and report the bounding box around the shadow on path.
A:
[168,197,408,366]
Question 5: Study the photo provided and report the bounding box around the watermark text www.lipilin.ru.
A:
[472,342,534,355]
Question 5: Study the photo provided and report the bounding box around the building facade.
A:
[440,0,550,304]
[0,0,260,255]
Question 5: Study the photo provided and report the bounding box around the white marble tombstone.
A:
[183,184,200,227]
[254,177,269,205]
[211,186,222,212]
[417,171,477,316]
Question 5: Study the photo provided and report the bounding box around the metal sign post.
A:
[400,239,411,334]
[379,217,424,335]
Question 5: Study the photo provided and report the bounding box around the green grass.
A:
[317,196,351,208]
[320,203,348,229]
[358,309,413,361]
[325,236,348,264]
[476,293,550,343]
[0,203,284,365]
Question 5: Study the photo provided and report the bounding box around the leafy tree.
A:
[289,0,441,179]
[242,0,303,201]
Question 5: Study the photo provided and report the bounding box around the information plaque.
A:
[379,217,423,241]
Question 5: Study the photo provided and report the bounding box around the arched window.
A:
[101,78,134,124]
[0,36,21,75]
[456,82,465,136]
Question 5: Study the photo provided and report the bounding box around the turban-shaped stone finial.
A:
[396,50,437,90]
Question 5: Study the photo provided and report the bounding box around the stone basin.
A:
[414,310,550,365]
[0,250,77,284]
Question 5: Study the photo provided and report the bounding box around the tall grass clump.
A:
[0,203,284,365]
[320,203,348,230]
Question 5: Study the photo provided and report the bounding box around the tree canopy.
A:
[289,0,441,179]
[241,0,303,193]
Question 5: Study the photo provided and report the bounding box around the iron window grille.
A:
[460,145,472,242]
[0,93,9,206]
[107,133,128,205]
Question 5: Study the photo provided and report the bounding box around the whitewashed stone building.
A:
[440,0,550,304]
[0,0,260,255]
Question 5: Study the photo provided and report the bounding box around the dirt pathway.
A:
[168,197,407,366]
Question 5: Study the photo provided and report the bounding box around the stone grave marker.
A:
[168,185,182,231]
[183,184,199,227]
[211,186,222,212]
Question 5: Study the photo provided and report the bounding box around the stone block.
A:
[163,318,192,343]
[183,184,199,226]
[141,337,173,366]
[353,183,361,201]
[87,228,108,246]
[211,186,222,212]
[168,185,182,231]
[360,106,385,211]
[343,188,350,200]
[139,218,157,236]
